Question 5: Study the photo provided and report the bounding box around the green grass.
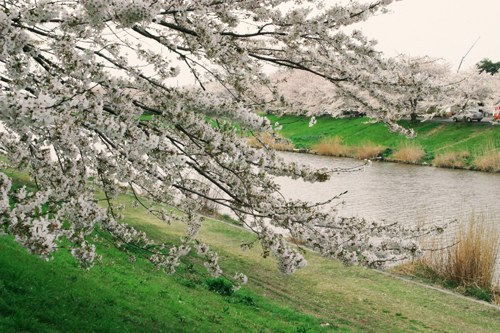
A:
[2,172,500,332]
[0,197,327,332]
[142,113,500,169]
[0,233,335,333]
[265,115,500,162]
[392,262,497,303]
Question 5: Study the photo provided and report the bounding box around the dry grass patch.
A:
[246,133,294,151]
[311,136,350,156]
[407,212,500,302]
[474,150,500,172]
[285,235,308,246]
[393,212,500,303]
[434,151,471,169]
[353,141,384,160]
[392,141,426,164]
[198,187,222,216]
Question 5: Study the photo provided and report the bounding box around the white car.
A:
[451,110,483,122]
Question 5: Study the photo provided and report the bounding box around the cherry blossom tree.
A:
[263,56,451,121]
[264,69,354,116]
[447,67,500,114]
[384,55,451,122]
[0,0,443,287]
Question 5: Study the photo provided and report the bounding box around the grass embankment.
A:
[2,172,500,332]
[265,115,500,171]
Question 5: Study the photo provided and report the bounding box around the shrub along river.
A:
[276,151,500,228]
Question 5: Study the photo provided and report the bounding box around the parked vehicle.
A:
[342,110,366,118]
[451,110,483,122]
[494,104,500,120]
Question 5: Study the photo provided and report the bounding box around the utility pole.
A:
[457,37,480,73]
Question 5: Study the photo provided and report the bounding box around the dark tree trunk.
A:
[410,112,418,122]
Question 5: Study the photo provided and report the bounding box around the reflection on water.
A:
[276,152,500,227]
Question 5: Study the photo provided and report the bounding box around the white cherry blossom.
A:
[0,0,444,287]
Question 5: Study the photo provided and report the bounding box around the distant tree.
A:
[448,67,500,112]
[477,58,500,75]
[385,55,451,122]
[266,56,451,123]
[265,70,355,116]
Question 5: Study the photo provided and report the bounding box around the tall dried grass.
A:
[434,151,471,169]
[311,137,384,160]
[353,141,385,160]
[198,188,221,216]
[470,140,500,172]
[392,141,426,164]
[473,151,500,172]
[311,136,350,156]
[191,175,223,217]
[246,133,294,151]
[419,212,499,290]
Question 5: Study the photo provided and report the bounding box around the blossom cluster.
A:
[0,0,442,289]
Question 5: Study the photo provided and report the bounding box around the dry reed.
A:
[434,151,470,169]
[470,140,500,172]
[353,141,385,160]
[473,151,500,172]
[285,236,308,246]
[419,212,499,290]
[392,141,426,164]
[192,175,223,217]
[311,137,384,160]
[311,136,350,156]
[198,190,220,216]
[246,133,294,151]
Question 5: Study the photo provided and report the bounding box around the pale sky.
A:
[349,0,500,71]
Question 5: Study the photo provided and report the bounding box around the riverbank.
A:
[1,170,500,332]
[263,114,500,172]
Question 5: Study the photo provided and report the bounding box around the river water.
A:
[276,152,500,279]
[275,152,500,228]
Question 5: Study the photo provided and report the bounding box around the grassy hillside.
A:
[1,172,500,332]
[0,232,330,333]
[264,115,500,170]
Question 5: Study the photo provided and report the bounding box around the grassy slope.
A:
[128,210,500,333]
[1,171,500,332]
[266,115,500,155]
[0,172,328,333]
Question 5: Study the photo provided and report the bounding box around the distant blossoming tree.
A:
[0,0,443,287]
[261,55,451,121]
[448,68,500,113]
[265,69,359,116]
[385,55,451,122]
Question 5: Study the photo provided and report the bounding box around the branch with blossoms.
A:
[0,0,448,288]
